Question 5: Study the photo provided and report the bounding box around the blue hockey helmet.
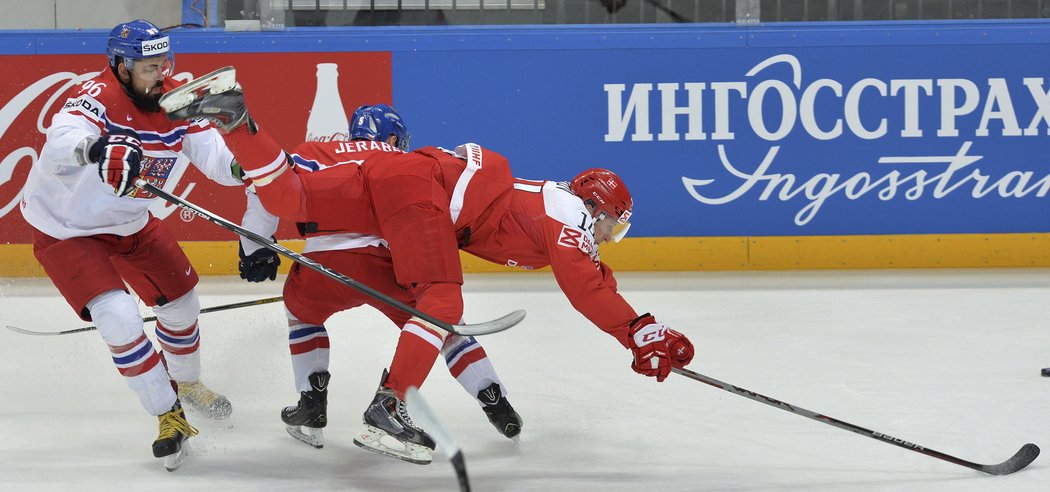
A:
[107,20,174,75]
[349,104,411,151]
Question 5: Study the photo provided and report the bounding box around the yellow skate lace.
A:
[158,407,199,441]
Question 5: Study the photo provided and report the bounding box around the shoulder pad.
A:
[542,181,590,228]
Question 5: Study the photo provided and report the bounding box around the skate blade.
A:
[159,66,238,113]
[285,424,324,449]
[162,440,193,472]
[353,425,432,465]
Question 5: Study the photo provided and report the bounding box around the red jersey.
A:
[280,139,384,236]
[263,141,514,246]
[246,139,636,345]
[405,144,514,246]
[466,179,639,348]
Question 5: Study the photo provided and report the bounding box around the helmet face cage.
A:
[570,168,634,242]
[349,104,411,151]
[107,20,174,76]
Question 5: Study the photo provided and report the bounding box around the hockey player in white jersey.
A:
[237,105,522,455]
[19,20,240,470]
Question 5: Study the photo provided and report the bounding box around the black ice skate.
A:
[477,382,523,438]
[353,370,436,465]
[177,380,233,420]
[152,401,199,472]
[159,66,252,133]
[281,370,330,448]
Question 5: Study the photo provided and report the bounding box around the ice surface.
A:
[1,270,1048,491]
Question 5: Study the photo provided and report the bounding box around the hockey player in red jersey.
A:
[236,104,522,453]
[161,66,695,463]
[20,20,240,470]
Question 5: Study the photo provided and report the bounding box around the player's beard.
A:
[142,81,163,106]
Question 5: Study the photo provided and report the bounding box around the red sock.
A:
[385,321,444,399]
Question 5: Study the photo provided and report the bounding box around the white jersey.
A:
[21,67,240,240]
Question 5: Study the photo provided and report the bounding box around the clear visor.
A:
[396,132,411,151]
[125,52,175,77]
[611,220,632,243]
[597,209,633,243]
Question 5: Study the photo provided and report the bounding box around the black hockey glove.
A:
[238,240,280,282]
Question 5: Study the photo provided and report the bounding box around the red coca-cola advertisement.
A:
[0,51,392,243]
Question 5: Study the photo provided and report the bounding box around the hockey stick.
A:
[5,296,284,336]
[135,179,524,337]
[671,367,1040,475]
[406,387,470,492]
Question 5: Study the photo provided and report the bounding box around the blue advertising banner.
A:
[390,23,1050,238]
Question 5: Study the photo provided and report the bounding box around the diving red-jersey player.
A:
[160,66,695,465]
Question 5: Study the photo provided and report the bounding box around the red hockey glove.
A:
[628,313,694,382]
[665,328,695,367]
[90,130,142,196]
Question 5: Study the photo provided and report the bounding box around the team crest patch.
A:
[127,156,177,199]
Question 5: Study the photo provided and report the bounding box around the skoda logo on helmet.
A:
[142,37,170,56]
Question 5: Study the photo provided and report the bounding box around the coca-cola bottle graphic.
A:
[305,63,349,142]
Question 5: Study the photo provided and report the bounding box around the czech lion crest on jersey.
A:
[127,156,177,199]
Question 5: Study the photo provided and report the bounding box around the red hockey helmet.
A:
[570,168,633,242]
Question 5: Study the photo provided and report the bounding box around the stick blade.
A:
[6,325,70,336]
[977,443,1040,475]
[454,309,526,336]
[449,450,471,492]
